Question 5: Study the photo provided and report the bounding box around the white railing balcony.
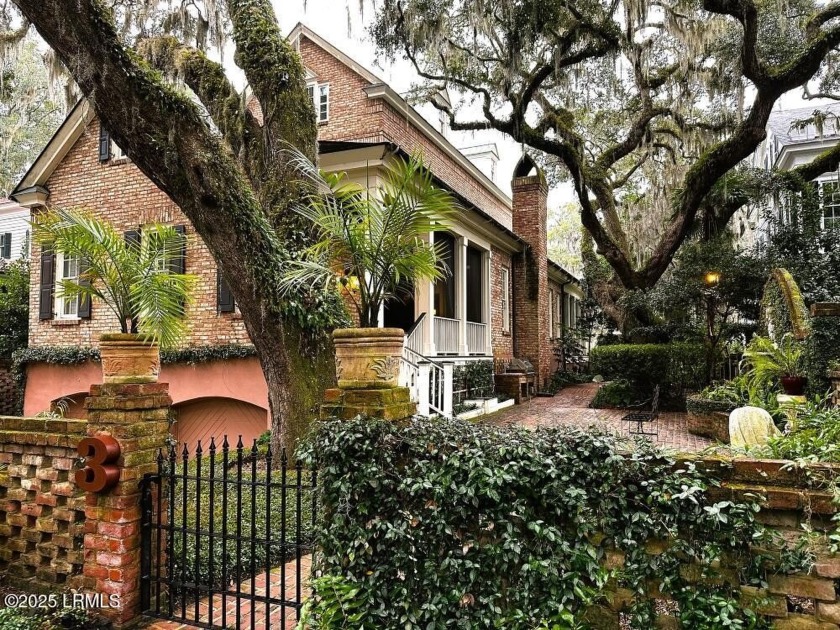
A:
[466,322,488,355]
[434,316,460,355]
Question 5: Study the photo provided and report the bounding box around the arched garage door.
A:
[171,397,269,453]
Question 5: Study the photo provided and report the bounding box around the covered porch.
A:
[386,230,493,358]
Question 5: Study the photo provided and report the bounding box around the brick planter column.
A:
[78,383,171,627]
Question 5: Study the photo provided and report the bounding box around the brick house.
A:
[11,24,583,446]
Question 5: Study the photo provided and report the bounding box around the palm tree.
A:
[33,208,195,348]
[280,151,456,328]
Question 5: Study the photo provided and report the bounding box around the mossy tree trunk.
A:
[13,0,335,455]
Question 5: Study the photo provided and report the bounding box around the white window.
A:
[821,181,840,230]
[555,291,562,337]
[142,229,168,273]
[501,267,510,333]
[307,82,330,123]
[111,139,126,161]
[55,252,80,318]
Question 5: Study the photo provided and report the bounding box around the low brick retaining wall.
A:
[0,416,87,592]
[590,457,840,628]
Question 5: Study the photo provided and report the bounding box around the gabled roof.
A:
[767,102,840,146]
[11,99,93,199]
[288,23,384,86]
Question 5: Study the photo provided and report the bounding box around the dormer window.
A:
[306,82,329,123]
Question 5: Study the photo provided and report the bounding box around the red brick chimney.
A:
[511,156,551,387]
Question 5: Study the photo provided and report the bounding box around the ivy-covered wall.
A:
[302,417,840,629]
[806,304,840,399]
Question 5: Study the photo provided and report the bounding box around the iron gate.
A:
[140,437,317,629]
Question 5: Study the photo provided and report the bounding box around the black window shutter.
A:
[1,233,10,259]
[77,258,92,319]
[124,229,141,252]
[39,246,55,320]
[218,270,235,313]
[98,125,111,162]
[170,225,187,274]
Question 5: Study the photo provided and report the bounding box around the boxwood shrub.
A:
[590,343,707,408]
[300,417,797,629]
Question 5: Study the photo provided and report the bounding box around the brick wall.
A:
[511,175,551,386]
[298,36,513,230]
[490,247,514,372]
[0,360,20,416]
[592,457,840,628]
[29,119,250,350]
[0,416,87,592]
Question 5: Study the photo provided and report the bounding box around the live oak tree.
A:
[2,0,345,455]
[371,0,840,325]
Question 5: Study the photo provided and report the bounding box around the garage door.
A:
[171,397,269,454]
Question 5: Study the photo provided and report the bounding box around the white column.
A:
[417,362,431,416]
[483,250,492,355]
[443,362,454,417]
[417,231,436,356]
[456,236,468,355]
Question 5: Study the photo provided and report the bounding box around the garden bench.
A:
[623,385,660,440]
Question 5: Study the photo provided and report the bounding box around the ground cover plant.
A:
[301,417,801,629]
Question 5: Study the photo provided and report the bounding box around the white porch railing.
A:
[400,346,452,417]
[434,316,459,355]
[406,313,426,355]
[401,315,453,417]
[466,322,487,355]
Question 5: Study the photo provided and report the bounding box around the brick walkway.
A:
[141,555,311,630]
[483,382,713,453]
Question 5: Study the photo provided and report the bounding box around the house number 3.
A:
[76,436,121,492]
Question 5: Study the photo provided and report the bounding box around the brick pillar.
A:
[511,169,552,387]
[78,383,171,626]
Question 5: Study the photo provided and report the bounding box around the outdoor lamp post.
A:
[703,271,722,381]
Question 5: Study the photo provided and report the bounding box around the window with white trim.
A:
[501,267,510,333]
[111,140,125,161]
[307,82,330,123]
[55,252,80,318]
[821,181,840,230]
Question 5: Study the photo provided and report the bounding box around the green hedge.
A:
[805,314,840,398]
[300,417,796,628]
[590,343,706,407]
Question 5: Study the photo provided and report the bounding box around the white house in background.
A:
[737,102,840,249]
[0,198,30,262]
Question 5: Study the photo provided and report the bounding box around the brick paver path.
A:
[483,382,713,453]
[141,555,311,630]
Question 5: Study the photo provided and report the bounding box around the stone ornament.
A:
[729,406,782,449]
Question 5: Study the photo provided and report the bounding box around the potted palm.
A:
[34,209,195,384]
[741,333,807,395]
[280,151,455,389]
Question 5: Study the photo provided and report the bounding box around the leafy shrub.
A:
[590,379,641,408]
[753,400,840,462]
[805,315,840,398]
[301,417,794,628]
[590,343,706,408]
[691,376,784,424]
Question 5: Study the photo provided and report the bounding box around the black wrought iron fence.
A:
[140,437,317,629]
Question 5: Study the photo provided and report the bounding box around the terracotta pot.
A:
[332,327,405,389]
[780,376,807,396]
[99,333,160,384]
